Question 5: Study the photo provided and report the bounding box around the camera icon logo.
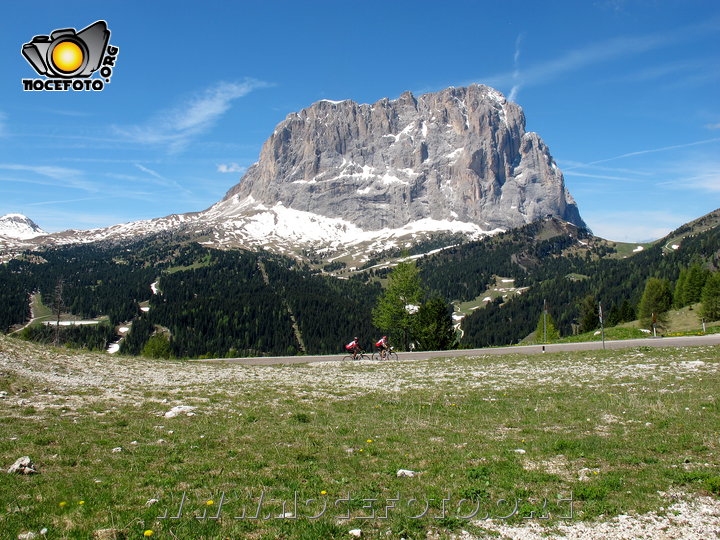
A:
[21,20,119,92]
[22,20,110,78]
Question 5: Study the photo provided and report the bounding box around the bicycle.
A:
[372,346,398,361]
[343,348,370,361]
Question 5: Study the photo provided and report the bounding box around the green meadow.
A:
[1,336,719,539]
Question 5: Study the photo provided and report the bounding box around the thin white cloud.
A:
[115,79,271,153]
[134,163,192,195]
[25,196,107,206]
[706,123,720,130]
[587,138,720,165]
[134,163,166,181]
[477,32,667,91]
[0,163,98,192]
[681,173,720,193]
[560,160,654,176]
[508,33,523,102]
[658,159,720,194]
[217,163,246,174]
[612,60,700,84]
[473,17,720,94]
[564,171,642,183]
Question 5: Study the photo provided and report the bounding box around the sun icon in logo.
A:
[51,40,84,73]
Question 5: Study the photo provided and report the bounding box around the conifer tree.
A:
[674,268,688,308]
[372,261,424,350]
[534,310,560,343]
[607,303,621,327]
[685,263,709,305]
[579,295,599,333]
[413,296,456,350]
[638,277,673,328]
[619,299,636,323]
[142,334,173,358]
[701,273,720,321]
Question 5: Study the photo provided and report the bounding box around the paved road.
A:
[193,333,720,366]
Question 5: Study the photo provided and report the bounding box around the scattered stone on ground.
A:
[7,456,37,475]
[92,529,125,540]
[164,405,196,418]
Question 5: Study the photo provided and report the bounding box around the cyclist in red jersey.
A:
[345,337,361,359]
[375,335,389,359]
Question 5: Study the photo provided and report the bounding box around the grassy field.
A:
[1,336,719,539]
[29,293,53,323]
[454,277,527,318]
[525,304,720,346]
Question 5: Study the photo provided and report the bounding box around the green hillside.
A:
[1,209,718,357]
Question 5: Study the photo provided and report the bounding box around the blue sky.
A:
[1,0,718,242]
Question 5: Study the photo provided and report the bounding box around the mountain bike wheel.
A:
[388,351,398,361]
[342,355,355,361]
[372,352,382,361]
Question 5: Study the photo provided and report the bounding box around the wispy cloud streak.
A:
[217,163,246,173]
[585,138,720,165]
[563,171,642,182]
[0,163,98,192]
[508,33,523,102]
[26,196,107,206]
[114,79,271,153]
[134,163,192,195]
[474,17,720,95]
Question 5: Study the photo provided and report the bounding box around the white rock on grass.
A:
[349,529,362,537]
[514,448,526,454]
[396,469,417,477]
[146,498,159,507]
[18,533,37,540]
[111,447,122,453]
[7,456,37,475]
[164,405,196,418]
[92,530,122,540]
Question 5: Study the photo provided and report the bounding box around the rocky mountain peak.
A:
[221,84,584,232]
[2,85,585,257]
[0,213,46,240]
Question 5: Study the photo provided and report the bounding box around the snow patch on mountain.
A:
[202,196,503,252]
[0,214,46,239]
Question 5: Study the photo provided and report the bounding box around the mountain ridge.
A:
[0,213,46,240]
[2,85,584,257]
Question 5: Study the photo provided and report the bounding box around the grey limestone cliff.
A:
[223,84,585,232]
